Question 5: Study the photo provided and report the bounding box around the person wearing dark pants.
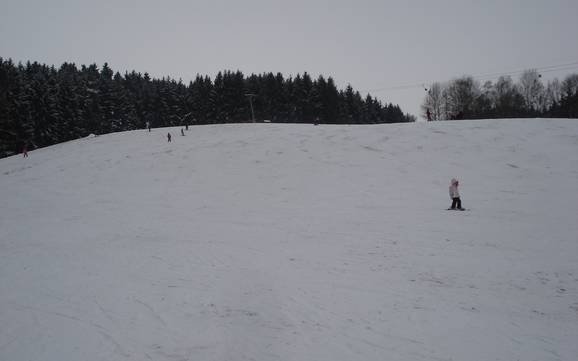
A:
[451,196,462,210]
[449,178,465,210]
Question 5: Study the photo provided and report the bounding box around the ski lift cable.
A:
[470,61,578,80]
[473,64,578,82]
[363,61,578,93]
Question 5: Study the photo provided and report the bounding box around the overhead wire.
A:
[363,61,578,94]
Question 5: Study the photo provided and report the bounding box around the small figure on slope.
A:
[167,132,172,142]
[448,178,465,210]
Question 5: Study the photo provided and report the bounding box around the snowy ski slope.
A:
[1,118,577,361]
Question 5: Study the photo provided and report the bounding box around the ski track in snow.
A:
[1,118,578,361]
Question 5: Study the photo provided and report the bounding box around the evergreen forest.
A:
[0,58,414,158]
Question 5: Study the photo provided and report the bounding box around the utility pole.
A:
[245,93,256,122]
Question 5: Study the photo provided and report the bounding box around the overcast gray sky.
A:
[2,0,578,119]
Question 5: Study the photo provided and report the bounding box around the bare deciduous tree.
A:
[445,76,480,118]
[544,78,561,109]
[421,82,445,120]
[420,70,578,120]
[561,74,578,98]
[519,69,545,111]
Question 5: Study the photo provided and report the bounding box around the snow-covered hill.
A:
[1,118,577,361]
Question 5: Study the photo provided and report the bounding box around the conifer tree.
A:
[0,59,417,158]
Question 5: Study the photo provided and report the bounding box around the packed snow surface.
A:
[1,118,577,361]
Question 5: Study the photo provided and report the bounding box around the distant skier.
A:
[22,143,29,158]
[181,128,185,136]
[146,121,151,132]
[167,132,172,142]
[448,178,465,210]
[426,108,432,121]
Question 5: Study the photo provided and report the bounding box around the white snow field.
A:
[1,118,578,361]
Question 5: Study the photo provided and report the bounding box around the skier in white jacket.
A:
[448,178,465,210]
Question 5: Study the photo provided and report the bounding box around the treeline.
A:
[421,70,578,120]
[0,58,414,157]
